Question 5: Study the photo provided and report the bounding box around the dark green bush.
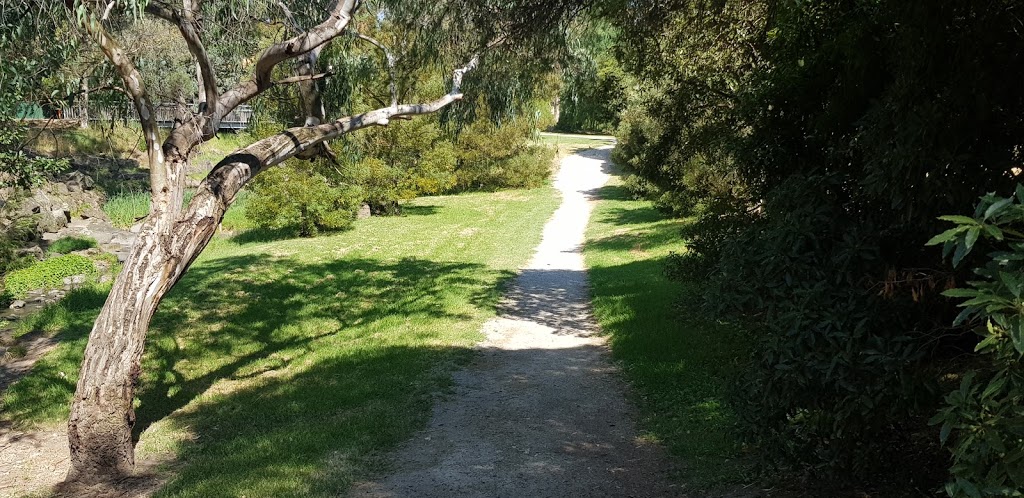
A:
[707,176,934,478]
[929,187,1024,498]
[4,254,96,298]
[47,236,98,254]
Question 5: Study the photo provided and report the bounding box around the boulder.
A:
[357,203,372,220]
[9,300,26,310]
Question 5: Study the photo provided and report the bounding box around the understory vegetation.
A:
[600,0,1024,494]
[1,184,560,496]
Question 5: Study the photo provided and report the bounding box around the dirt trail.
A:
[351,147,680,497]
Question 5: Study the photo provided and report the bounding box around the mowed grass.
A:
[583,172,753,491]
[1,185,560,497]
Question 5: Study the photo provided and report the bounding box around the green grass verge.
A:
[2,186,560,497]
[583,172,753,491]
[103,190,251,230]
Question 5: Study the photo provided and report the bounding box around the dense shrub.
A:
[5,254,96,298]
[456,111,553,190]
[47,236,97,254]
[246,160,362,237]
[609,0,1024,488]
[929,188,1024,497]
[704,176,934,477]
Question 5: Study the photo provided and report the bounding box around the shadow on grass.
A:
[1,254,513,433]
[583,179,753,489]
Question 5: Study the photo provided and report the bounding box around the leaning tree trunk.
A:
[66,155,232,481]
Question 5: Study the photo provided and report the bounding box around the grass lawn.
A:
[1,185,560,497]
[583,171,753,492]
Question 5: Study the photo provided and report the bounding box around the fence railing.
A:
[60,103,253,131]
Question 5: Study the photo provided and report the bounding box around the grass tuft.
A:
[47,236,98,254]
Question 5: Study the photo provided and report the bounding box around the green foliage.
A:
[556,17,626,134]
[455,107,554,190]
[246,160,362,237]
[608,0,1024,487]
[4,254,97,298]
[703,175,932,478]
[929,187,1024,498]
[47,236,98,254]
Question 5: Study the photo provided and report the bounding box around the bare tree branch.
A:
[275,71,334,85]
[351,31,398,107]
[79,15,167,198]
[218,0,360,116]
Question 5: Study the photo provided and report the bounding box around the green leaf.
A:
[943,288,980,298]
[927,228,963,246]
[1016,184,1024,203]
[965,227,981,251]
[953,242,970,267]
[939,215,980,225]
[984,198,1013,220]
[1000,272,1023,298]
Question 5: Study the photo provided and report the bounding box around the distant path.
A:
[539,131,617,142]
[350,147,679,497]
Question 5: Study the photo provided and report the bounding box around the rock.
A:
[129,222,143,233]
[54,182,70,195]
[62,277,73,285]
[15,245,44,261]
[66,180,82,193]
[71,275,86,285]
[10,300,26,310]
[357,203,372,220]
[186,177,201,188]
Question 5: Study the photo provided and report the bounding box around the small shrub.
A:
[4,254,97,298]
[47,236,97,254]
[247,160,362,237]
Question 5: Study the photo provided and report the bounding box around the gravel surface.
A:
[350,147,680,498]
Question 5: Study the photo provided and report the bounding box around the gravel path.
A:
[351,147,680,497]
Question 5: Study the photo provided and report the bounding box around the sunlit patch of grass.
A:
[583,171,753,491]
[3,183,561,496]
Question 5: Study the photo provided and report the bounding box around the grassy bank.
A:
[2,185,560,496]
[583,172,753,492]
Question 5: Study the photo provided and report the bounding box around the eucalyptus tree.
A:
[52,0,585,484]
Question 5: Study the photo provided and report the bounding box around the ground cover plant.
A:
[1,184,560,496]
[3,254,97,298]
[583,172,751,491]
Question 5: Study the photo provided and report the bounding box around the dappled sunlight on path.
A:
[351,147,680,497]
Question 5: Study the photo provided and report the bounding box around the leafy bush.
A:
[456,112,553,190]
[708,175,933,478]
[47,236,97,254]
[929,186,1024,497]
[4,254,96,298]
[246,160,362,237]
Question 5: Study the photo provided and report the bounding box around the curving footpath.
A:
[350,147,680,498]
